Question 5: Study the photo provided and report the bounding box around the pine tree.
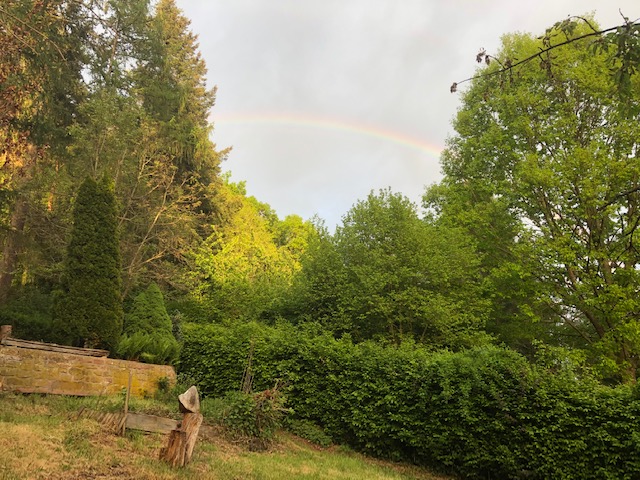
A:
[136,0,220,181]
[56,176,123,350]
[124,283,172,335]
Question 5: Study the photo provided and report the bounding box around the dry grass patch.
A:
[0,393,450,480]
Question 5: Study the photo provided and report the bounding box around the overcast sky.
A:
[175,0,639,229]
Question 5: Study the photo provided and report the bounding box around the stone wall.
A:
[0,344,176,397]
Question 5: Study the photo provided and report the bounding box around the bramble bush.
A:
[179,322,640,479]
[220,388,289,448]
[199,387,289,449]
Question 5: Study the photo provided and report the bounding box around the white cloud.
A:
[177,0,640,228]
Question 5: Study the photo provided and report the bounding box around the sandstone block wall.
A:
[0,345,176,397]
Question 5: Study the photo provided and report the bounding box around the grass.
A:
[0,392,450,480]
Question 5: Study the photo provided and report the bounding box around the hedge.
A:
[179,322,640,479]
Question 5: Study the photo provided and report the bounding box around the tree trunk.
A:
[0,197,28,303]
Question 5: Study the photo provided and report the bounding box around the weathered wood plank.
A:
[78,409,216,438]
[0,338,109,357]
[126,413,179,434]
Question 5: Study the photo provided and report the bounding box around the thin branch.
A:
[451,18,639,92]
[597,185,640,212]
[0,5,66,60]
[564,317,594,344]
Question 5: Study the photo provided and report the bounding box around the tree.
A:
[135,0,222,187]
[451,15,640,101]
[423,179,567,356]
[55,176,123,350]
[0,0,234,343]
[187,180,311,322]
[124,282,172,335]
[277,218,345,328]
[441,19,640,381]
[289,189,489,348]
[113,0,226,293]
[0,0,87,301]
[118,282,179,364]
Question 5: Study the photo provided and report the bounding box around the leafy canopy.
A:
[440,18,640,381]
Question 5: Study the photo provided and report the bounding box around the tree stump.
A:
[160,386,203,467]
[0,325,12,341]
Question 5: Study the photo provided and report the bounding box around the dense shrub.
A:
[0,286,55,341]
[222,389,288,448]
[118,283,180,364]
[200,388,289,449]
[124,283,172,335]
[116,331,180,364]
[179,322,640,479]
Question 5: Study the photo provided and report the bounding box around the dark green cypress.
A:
[56,176,123,350]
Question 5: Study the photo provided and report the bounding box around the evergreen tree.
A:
[135,0,221,184]
[124,282,172,335]
[55,176,123,350]
[117,281,179,365]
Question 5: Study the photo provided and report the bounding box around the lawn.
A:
[0,392,449,480]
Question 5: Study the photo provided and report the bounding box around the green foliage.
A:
[211,389,289,449]
[284,418,333,448]
[187,179,315,322]
[118,283,180,364]
[0,286,54,341]
[423,181,559,357]
[116,331,180,365]
[124,283,173,335]
[0,0,225,311]
[156,376,171,393]
[54,176,123,350]
[283,189,490,348]
[180,322,640,479]
[436,18,640,380]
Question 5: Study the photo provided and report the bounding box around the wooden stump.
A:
[0,325,12,341]
[160,386,203,467]
[160,412,203,467]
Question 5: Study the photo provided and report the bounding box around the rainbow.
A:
[214,112,444,159]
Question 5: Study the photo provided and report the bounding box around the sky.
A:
[175,0,640,229]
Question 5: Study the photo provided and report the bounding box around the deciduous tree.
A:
[288,189,489,348]
[441,19,640,381]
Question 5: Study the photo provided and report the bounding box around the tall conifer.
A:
[56,176,122,350]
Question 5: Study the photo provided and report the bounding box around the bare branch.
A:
[451,18,640,92]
